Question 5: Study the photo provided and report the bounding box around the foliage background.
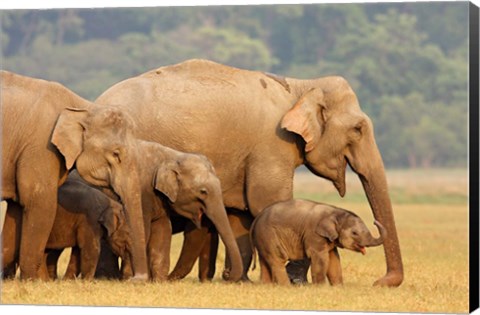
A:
[0,2,470,169]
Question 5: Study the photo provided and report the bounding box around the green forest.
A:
[1,2,470,168]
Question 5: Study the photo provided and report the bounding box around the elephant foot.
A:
[167,274,182,281]
[199,277,214,283]
[168,268,190,281]
[290,277,308,285]
[222,269,251,283]
[222,268,231,281]
[373,271,403,287]
[130,273,149,282]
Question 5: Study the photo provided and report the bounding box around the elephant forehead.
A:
[84,134,126,149]
[343,216,365,230]
[180,155,216,176]
[88,106,136,130]
[189,171,215,188]
[340,226,354,235]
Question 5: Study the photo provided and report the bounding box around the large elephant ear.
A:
[51,108,89,170]
[153,161,180,203]
[315,217,339,243]
[281,88,326,152]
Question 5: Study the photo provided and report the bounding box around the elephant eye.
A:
[112,149,121,163]
[200,188,208,196]
[353,119,365,136]
[354,125,362,135]
[352,231,358,236]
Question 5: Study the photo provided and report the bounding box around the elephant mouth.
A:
[354,244,367,255]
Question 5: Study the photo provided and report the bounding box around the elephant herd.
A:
[1,58,404,287]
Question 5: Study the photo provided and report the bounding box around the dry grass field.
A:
[0,168,470,313]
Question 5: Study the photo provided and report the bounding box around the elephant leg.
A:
[45,249,63,280]
[79,239,101,280]
[286,259,310,284]
[2,263,18,279]
[2,201,22,279]
[149,217,172,281]
[222,209,254,281]
[120,256,133,280]
[326,248,343,286]
[18,180,58,280]
[64,247,81,280]
[310,250,329,285]
[168,221,209,281]
[15,153,64,280]
[258,255,273,284]
[268,258,290,285]
[198,229,219,282]
[95,240,121,279]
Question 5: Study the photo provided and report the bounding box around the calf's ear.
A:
[315,217,338,242]
[153,161,179,203]
[99,207,119,237]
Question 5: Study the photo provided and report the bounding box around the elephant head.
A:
[51,106,148,280]
[281,77,403,286]
[154,154,244,282]
[98,199,131,261]
[316,211,387,255]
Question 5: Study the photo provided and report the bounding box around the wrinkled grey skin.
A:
[95,59,403,286]
[1,171,131,280]
[250,199,386,285]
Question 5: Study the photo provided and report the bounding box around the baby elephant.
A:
[250,199,386,285]
[2,170,131,280]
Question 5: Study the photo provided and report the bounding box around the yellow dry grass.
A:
[0,169,471,313]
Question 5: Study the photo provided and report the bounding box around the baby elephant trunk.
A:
[366,220,387,247]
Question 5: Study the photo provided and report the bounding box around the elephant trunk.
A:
[111,160,149,281]
[358,146,404,286]
[204,196,243,282]
[365,220,387,247]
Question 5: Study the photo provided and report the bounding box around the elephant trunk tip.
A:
[367,220,387,247]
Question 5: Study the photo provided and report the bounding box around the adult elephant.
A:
[1,71,148,280]
[95,59,403,287]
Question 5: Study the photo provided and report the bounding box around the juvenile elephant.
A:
[1,71,148,280]
[1,171,131,280]
[95,59,403,286]
[250,199,386,285]
[81,140,242,282]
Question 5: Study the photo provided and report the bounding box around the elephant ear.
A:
[99,207,120,237]
[281,88,326,152]
[153,161,180,203]
[51,108,89,170]
[315,217,339,243]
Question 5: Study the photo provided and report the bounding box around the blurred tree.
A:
[55,9,84,45]
[176,26,277,70]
